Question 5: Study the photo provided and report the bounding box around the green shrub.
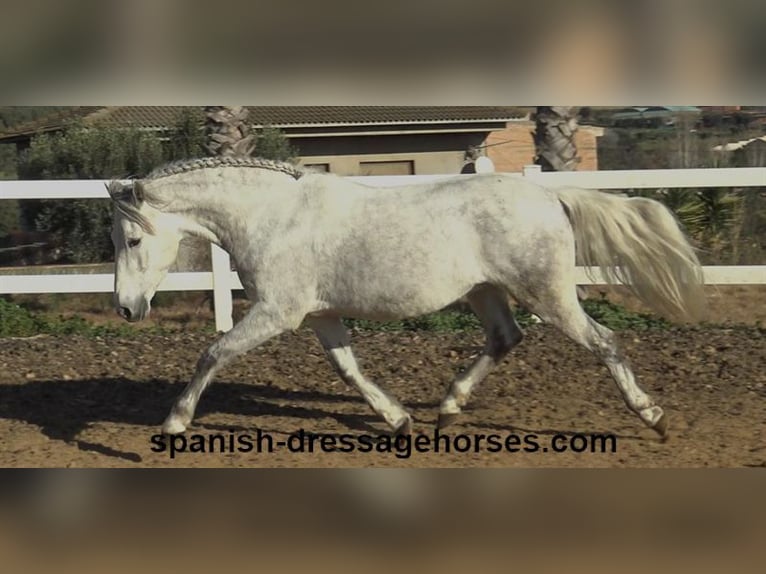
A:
[0,298,39,337]
[342,300,669,333]
[0,298,167,338]
[581,298,671,330]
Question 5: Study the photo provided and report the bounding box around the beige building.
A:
[485,120,604,172]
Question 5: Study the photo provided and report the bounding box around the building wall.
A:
[299,151,470,176]
[485,121,604,172]
[293,132,489,176]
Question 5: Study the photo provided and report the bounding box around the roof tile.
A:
[88,106,527,128]
[0,106,529,140]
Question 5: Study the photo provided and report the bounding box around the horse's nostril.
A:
[118,306,132,320]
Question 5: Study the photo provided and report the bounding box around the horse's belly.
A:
[318,264,480,320]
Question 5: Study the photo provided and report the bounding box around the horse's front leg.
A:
[162,302,297,435]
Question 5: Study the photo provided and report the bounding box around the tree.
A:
[167,107,206,161]
[16,124,166,263]
[10,108,297,266]
[203,106,255,157]
[202,107,297,161]
[534,106,587,300]
[255,125,298,162]
[171,107,298,272]
[533,106,581,172]
[172,106,259,273]
[0,143,20,238]
[0,107,71,131]
[649,125,744,264]
[0,200,19,239]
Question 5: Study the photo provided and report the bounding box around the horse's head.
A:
[107,180,182,322]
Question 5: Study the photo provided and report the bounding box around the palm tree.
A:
[533,106,581,172]
[643,124,745,264]
[534,106,588,301]
[203,106,255,157]
[173,105,256,274]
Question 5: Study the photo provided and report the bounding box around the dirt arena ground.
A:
[0,323,763,468]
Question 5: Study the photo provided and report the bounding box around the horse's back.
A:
[299,173,572,319]
[304,172,559,218]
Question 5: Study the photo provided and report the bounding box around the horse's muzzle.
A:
[117,306,134,321]
[115,300,149,322]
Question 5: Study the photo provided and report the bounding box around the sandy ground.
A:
[0,324,763,467]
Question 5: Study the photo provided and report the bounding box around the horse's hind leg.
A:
[308,316,413,435]
[526,288,668,438]
[438,284,523,429]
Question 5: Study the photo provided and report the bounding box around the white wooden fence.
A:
[1,166,764,332]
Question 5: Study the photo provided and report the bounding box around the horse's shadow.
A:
[0,377,380,462]
[0,377,647,463]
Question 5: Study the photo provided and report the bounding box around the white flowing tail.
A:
[557,188,707,322]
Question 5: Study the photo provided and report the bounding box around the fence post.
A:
[210,243,234,332]
[523,164,543,179]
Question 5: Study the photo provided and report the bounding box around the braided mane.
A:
[146,156,305,181]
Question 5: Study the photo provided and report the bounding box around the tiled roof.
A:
[0,106,528,139]
[0,107,102,138]
[91,106,528,128]
[246,106,528,126]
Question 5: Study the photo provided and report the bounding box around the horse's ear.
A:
[106,180,145,205]
[105,181,124,201]
[132,181,145,204]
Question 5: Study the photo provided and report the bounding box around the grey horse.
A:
[108,157,706,439]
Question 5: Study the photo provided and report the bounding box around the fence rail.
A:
[1,166,764,332]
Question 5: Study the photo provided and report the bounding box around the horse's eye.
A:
[127,238,142,248]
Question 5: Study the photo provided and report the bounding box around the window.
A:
[304,163,330,172]
[359,160,415,176]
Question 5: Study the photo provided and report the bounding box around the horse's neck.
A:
[152,172,300,251]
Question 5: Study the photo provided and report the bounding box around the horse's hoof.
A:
[393,417,413,437]
[162,417,188,436]
[652,413,669,441]
[437,412,460,430]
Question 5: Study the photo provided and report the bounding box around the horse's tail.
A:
[556,188,707,322]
